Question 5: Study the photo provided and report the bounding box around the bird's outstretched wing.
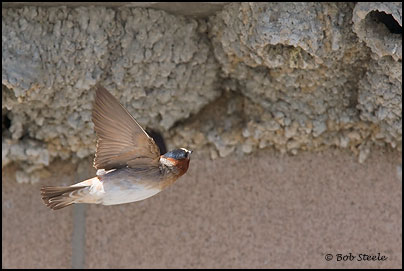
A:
[92,85,160,170]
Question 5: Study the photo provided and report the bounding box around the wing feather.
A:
[92,85,160,170]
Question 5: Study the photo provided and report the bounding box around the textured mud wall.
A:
[2,2,402,183]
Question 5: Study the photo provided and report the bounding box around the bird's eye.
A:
[177,148,191,159]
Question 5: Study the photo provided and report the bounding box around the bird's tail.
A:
[41,177,102,210]
[41,185,87,210]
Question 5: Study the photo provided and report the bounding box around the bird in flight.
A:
[41,85,192,210]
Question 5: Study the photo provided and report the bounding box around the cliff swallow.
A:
[41,85,192,210]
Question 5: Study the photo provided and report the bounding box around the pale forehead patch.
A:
[180,148,191,153]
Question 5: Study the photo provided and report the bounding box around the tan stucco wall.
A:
[2,148,402,268]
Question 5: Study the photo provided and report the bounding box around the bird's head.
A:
[160,148,192,176]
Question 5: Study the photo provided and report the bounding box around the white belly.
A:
[100,182,161,205]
